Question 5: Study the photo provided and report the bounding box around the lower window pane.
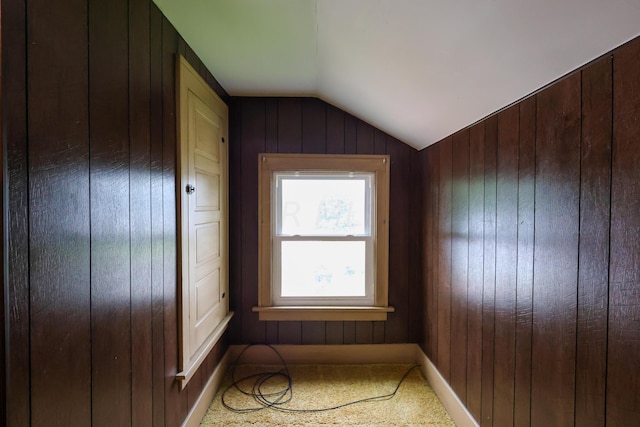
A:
[281,241,366,297]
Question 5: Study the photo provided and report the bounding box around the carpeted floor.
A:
[200,364,455,426]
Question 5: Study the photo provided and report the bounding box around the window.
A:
[254,154,394,321]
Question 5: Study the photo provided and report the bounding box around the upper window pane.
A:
[277,174,371,236]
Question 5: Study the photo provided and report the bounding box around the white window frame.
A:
[253,154,394,321]
[272,172,375,306]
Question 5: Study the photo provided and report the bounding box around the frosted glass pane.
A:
[280,178,368,236]
[281,241,366,297]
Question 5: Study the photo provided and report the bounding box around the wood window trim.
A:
[255,153,392,321]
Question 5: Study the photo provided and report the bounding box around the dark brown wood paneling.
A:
[241,98,266,344]
[387,137,411,344]
[325,322,344,345]
[418,36,640,427]
[229,97,418,346]
[466,122,484,421]
[608,37,640,425]
[450,130,469,402]
[408,149,423,344]
[574,55,612,427]
[343,321,356,344]
[514,96,535,427]
[420,149,431,354]
[278,98,303,153]
[27,0,92,425]
[436,136,452,376]
[531,72,581,427]
[149,5,166,425]
[481,115,497,426]
[493,105,519,426]
[4,0,30,423]
[326,105,345,154]
[428,143,440,361]
[344,114,357,154]
[265,98,279,153]
[302,98,326,154]
[89,0,132,424]
[301,322,325,345]
[6,2,230,426]
[129,0,153,424]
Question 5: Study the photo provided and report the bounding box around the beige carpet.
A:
[200,364,455,426]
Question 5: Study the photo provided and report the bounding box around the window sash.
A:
[275,172,374,237]
[272,235,375,306]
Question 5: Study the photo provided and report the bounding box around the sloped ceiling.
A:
[153,0,640,150]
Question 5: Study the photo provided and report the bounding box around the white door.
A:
[177,57,229,374]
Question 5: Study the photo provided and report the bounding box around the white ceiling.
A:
[153,0,640,150]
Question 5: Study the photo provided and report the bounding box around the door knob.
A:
[185,184,195,195]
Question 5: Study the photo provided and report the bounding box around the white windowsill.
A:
[252,306,394,321]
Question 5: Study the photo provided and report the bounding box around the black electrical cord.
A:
[221,343,421,414]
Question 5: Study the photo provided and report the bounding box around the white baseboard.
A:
[185,343,478,427]
[415,346,479,427]
[181,349,233,427]
[227,343,417,365]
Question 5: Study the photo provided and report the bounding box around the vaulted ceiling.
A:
[153,0,640,150]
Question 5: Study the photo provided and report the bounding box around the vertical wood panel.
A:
[325,322,343,345]
[27,0,91,425]
[481,116,497,426]
[575,55,612,427]
[429,143,440,362]
[386,137,411,343]
[302,98,326,154]
[531,73,581,427]
[89,0,132,425]
[408,150,422,344]
[344,114,357,154]
[241,99,266,344]
[129,0,153,424]
[301,322,325,344]
[148,4,166,425]
[514,96,536,427]
[450,130,469,402]
[608,37,640,426]
[466,122,485,421]
[436,137,452,375]
[5,0,31,423]
[265,98,279,153]
[493,105,519,426]
[230,97,416,347]
[326,105,345,155]
[420,149,431,354]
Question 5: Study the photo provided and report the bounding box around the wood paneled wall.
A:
[420,36,640,426]
[3,1,228,426]
[228,97,421,345]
